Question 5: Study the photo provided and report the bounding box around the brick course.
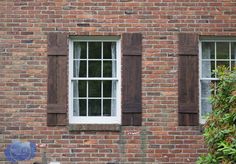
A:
[1,0,236,163]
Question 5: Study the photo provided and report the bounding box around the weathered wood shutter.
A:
[47,32,68,126]
[122,33,142,126]
[178,33,199,126]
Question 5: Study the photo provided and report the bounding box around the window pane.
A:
[202,42,214,59]
[79,81,86,97]
[111,99,116,116]
[103,42,116,59]
[89,61,101,77]
[73,99,79,116]
[103,99,111,116]
[103,42,112,59]
[73,61,86,77]
[201,99,212,117]
[88,99,101,116]
[103,81,116,98]
[89,42,101,59]
[231,42,236,60]
[73,99,86,116]
[217,61,229,68]
[202,61,214,78]
[74,42,87,59]
[103,61,112,77]
[103,81,112,97]
[216,42,229,59]
[201,80,211,98]
[88,81,101,97]
[73,81,87,97]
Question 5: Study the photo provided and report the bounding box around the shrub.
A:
[197,66,236,164]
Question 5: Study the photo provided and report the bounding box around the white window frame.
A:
[68,36,121,124]
[199,38,236,124]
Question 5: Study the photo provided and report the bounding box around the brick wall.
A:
[1,0,236,163]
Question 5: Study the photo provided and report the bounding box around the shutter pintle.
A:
[122,33,142,126]
[178,33,199,126]
[47,32,68,126]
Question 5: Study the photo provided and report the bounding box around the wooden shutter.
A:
[178,33,199,126]
[47,32,68,126]
[122,33,142,126]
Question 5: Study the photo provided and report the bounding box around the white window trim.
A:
[199,39,236,124]
[68,37,121,124]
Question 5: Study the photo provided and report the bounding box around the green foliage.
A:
[197,66,236,164]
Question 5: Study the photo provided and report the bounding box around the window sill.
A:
[68,124,121,132]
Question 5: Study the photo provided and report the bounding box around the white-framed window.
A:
[69,36,121,124]
[199,38,236,123]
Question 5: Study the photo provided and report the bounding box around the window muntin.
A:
[69,38,121,124]
[200,40,236,123]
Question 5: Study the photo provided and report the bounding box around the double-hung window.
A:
[69,37,121,124]
[200,38,236,123]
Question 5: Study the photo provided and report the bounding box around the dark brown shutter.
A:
[178,33,199,126]
[122,33,142,126]
[47,32,68,126]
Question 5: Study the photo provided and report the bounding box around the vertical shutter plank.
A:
[122,33,142,126]
[178,56,198,126]
[47,33,68,126]
[178,33,199,126]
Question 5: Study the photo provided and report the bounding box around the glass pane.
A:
[89,42,101,59]
[103,61,112,77]
[103,42,112,59]
[73,99,79,116]
[202,61,214,78]
[216,42,229,59]
[73,81,86,97]
[217,61,229,69]
[73,99,86,116]
[103,99,111,116]
[231,42,236,60]
[80,99,87,116]
[88,81,101,97]
[103,42,116,59]
[201,80,211,98]
[201,98,212,117]
[202,42,214,59]
[79,81,86,97]
[88,99,101,116]
[103,81,112,97]
[73,61,86,77]
[89,61,101,77]
[111,99,116,116]
[74,42,87,59]
[73,81,79,97]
